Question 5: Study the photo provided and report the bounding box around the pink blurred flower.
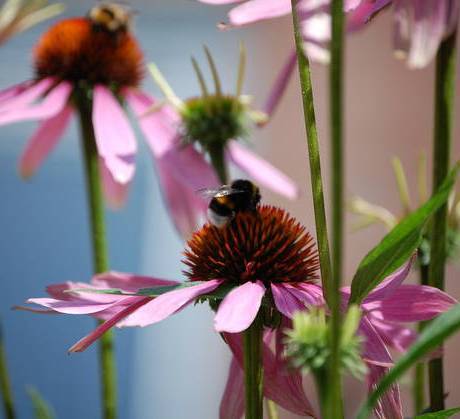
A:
[22,205,322,418]
[342,256,457,418]
[389,0,460,68]
[0,7,221,238]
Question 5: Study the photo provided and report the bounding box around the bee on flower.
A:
[20,190,324,418]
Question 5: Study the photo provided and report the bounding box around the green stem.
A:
[209,144,228,184]
[428,31,456,413]
[76,90,117,419]
[414,263,429,414]
[0,323,15,419]
[291,2,342,417]
[328,0,345,417]
[243,316,263,419]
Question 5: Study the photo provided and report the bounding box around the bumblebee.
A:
[204,179,261,228]
[88,3,132,34]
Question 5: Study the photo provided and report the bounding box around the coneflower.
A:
[22,203,323,418]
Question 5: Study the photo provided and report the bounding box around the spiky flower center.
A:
[183,205,319,286]
[34,17,143,88]
[181,95,247,150]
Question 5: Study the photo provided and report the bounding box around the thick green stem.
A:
[291,2,342,417]
[243,316,263,419]
[428,31,456,412]
[76,90,117,419]
[0,323,15,419]
[209,144,228,184]
[414,263,429,414]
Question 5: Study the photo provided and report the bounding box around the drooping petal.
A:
[0,78,53,113]
[124,89,179,157]
[0,81,71,125]
[92,271,178,292]
[224,332,317,417]
[120,279,224,327]
[69,297,151,353]
[261,50,296,121]
[271,283,305,318]
[393,0,450,69]
[19,105,72,178]
[125,89,209,236]
[156,158,208,238]
[369,316,417,353]
[215,281,266,333]
[284,282,325,306]
[93,85,137,184]
[227,0,291,26]
[25,297,123,315]
[368,364,403,419]
[99,158,130,209]
[227,141,299,200]
[370,285,457,323]
[359,316,394,367]
[298,0,332,63]
[362,255,415,304]
[220,357,245,419]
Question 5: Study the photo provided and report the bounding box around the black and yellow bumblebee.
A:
[203,179,261,228]
[88,2,133,34]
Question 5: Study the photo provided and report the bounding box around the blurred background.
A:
[0,0,459,418]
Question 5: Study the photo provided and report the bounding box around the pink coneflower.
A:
[140,47,300,236]
[342,256,457,418]
[22,204,323,417]
[365,0,460,68]
[0,4,217,231]
[197,0,379,119]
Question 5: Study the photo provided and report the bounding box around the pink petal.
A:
[99,159,130,209]
[0,78,54,113]
[69,297,151,352]
[124,89,179,157]
[284,282,324,306]
[271,283,305,318]
[298,0,332,63]
[261,50,297,122]
[224,332,317,417]
[220,357,245,419]
[120,279,224,327]
[370,284,457,322]
[26,297,122,315]
[19,105,72,178]
[93,85,137,184]
[393,0,449,69]
[0,81,71,125]
[215,281,266,333]
[227,141,299,200]
[359,316,394,367]
[368,364,403,419]
[199,0,243,4]
[369,316,417,353]
[92,271,178,292]
[228,0,291,25]
[362,254,415,304]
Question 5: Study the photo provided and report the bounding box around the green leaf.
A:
[27,387,55,419]
[356,303,460,419]
[416,408,460,418]
[70,281,207,297]
[349,163,459,305]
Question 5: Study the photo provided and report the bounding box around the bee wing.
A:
[197,186,245,198]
